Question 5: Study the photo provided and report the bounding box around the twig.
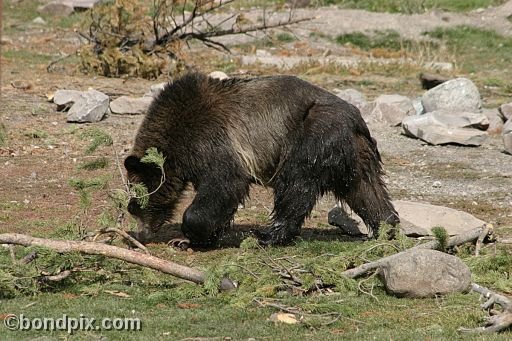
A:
[47,53,75,73]
[342,225,492,279]
[176,16,313,42]
[20,251,38,264]
[95,227,150,255]
[41,270,72,282]
[0,233,235,290]
[475,224,493,256]
[9,245,16,263]
[458,283,512,333]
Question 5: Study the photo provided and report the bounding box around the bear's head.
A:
[124,155,182,236]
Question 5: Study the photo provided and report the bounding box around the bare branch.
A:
[175,16,313,43]
[0,233,235,290]
[459,283,512,333]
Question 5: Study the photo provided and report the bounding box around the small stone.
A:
[66,89,109,123]
[362,94,415,126]
[379,249,471,298]
[482,108,505,134]
[499,102,512,121]
[256,49,271,57]
[422,78,482,113]
[333,88,367,111]
[432,181,442,188]
[208,71,229,80]
[110,96,152,115]
[38,2,74,17]
[328,205,368,236]
[32,17,47,25]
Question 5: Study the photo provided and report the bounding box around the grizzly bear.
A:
[124,72,399,246]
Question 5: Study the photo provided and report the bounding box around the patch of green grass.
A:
[0,237,511,339]
[56,12,83,29]
[335,30,415,51]
[79,128,113,154]
[77,157,109,171]
[425,26,512,74]
[276,32,297,43]
[1,49,53,65]
[323,0,506,13]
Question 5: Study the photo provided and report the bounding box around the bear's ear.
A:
[124,155,142,173]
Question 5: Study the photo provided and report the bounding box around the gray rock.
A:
[110,96,152,115]
[504,119,512,155]
[53,90,82,110]
[422,78,482,113]
[393,200,486,236]
[333,88,367,111]
[208,71,229,80]
[67,89,109,123]
[499,102,512,121]
[379,249,471,298]
[482,108,505,135]
[328,200,486,237]
[38,2,74,16]
[362,94,415,126]
[402,111,488,146]
[412,97,424,115]
[327,205,368,236]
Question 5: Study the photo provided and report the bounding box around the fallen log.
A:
[0,233,235,290]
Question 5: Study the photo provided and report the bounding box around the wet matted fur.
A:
[124,72,399,246]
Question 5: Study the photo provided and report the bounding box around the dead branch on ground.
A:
[458,283,512,333]
[0,233,235,290]
[75,0,313,78]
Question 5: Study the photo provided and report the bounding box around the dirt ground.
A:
[1,1,512,243]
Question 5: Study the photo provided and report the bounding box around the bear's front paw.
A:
[252,224,298,246]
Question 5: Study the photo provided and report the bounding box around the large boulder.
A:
[402,110,488,146]
[393,200,486,236]
[328,200,486,237]
[504,119,512,155]
[379,249,471,298]
[362,94,415,126]
[421,78,482,113]
[334,88,368,111]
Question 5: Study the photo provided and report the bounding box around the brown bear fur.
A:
[124,72,399,246]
